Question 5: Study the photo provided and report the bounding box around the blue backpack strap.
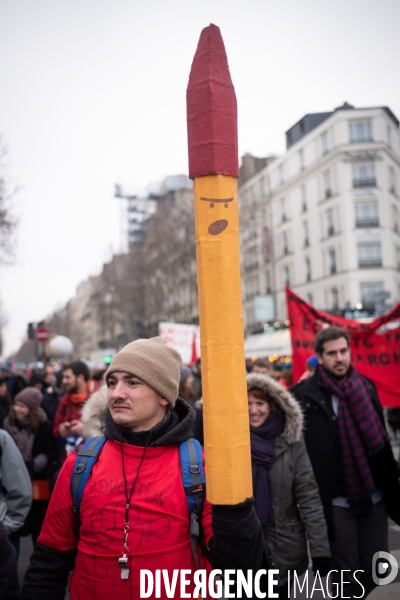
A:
[70,435,107,537]
[178,438,206,567]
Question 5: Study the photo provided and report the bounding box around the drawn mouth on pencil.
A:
[200,197,233,235]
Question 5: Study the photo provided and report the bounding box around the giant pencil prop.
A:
[187,24,252,504]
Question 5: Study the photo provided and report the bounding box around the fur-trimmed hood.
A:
[247,373,303,444]
[81,384,108,439]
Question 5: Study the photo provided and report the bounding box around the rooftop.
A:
[285,102,399,150]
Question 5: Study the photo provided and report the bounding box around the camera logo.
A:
[372,551,399,586]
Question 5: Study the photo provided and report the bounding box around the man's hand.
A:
[69,420,84,436]
[58,422,71,438]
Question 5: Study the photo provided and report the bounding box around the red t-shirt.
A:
[39,440,212,599]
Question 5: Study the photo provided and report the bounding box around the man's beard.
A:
[64,380,78,394]
[330,365,348,381]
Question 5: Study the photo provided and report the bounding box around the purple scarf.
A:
[319,364,387,505]
[250,413,284,526]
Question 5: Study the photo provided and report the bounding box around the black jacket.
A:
[22,399,263,599]
[290,367,400,538]
[0,521,20,600]
[41,386,62,425]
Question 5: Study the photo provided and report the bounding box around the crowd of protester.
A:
[0,326,399,599]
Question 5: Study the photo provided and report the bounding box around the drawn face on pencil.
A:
[199,196,233,235]
[194,174,238,237]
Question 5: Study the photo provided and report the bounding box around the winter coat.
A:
[22,399,263,600]
[0,520,20,600]
[52,393,87,439]
[290,366,400,538]
[0,394,11,428]
[247,374,330,585]
[41,385,63,424]
[81,385,108,439]
[0,429,32,535]
[4,411,56,541]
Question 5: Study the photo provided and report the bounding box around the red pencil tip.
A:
[187,24,239,179]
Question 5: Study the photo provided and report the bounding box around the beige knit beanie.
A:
[105,337,183,408]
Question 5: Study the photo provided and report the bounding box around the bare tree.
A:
[0,296,8,356]
[0,135,17,266]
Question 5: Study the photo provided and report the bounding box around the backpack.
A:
[70,435,207,566]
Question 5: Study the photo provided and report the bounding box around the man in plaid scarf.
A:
[291,327,400,598]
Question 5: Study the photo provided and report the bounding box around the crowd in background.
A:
[0,329,400,599]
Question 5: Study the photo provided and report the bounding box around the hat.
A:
[306,354,319,368]
[15,386,43,410]
[180,367,192,385]
[105,337,182,408]
[29,373,45,386]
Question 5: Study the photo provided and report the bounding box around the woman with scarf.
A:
[3,387,55,552]
[247,373,331,598]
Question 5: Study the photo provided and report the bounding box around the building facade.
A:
[239,103,400,334]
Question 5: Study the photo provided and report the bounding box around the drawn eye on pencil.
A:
[200,197,234,235]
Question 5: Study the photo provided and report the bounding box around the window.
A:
[266,271,271,295]
[307,292,313,305]
[301,186,307,211]
[352,164,376,188]
[331,287,339,309]
[261,177,268,195]
[349,120,372,143]
[305,257,311,282]
[324,172,332,198]
[396,246,400,271]
[360,281,385,305]
[389,167,396,195]
[304,221,309,247]
[392,205,399,233]
[321,132,329,155]
[358,242,382,267]
[327,209,335,236]
[279,165,284,185]
[281,199,287,222]
[355,202,379,227]
[284,265,290,286]
[299,149,305,171]
[283,231,289,255]
[329,248,337,274]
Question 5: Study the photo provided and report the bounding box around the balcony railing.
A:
[350,137,373,143]
[355,218,379,228]
[359,259,382,268]
[353,178,376,188]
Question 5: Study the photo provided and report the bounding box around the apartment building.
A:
[239,103,400,334]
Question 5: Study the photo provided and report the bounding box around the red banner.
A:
[286,287,400,407]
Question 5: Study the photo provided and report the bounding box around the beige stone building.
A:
[239,103,400,334]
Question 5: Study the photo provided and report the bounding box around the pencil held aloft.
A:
[187,23,238,179]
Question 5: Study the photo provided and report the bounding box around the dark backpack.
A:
[70,435,206,565]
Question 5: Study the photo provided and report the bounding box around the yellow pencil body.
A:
[194,174,252,504]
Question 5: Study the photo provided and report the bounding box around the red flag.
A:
[286,287,400,407]
[190,329,198,365]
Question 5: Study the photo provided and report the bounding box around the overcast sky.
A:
[1,0,399,355]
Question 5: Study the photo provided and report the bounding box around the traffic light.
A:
[103,356,112,365]
[28,323,35,340]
